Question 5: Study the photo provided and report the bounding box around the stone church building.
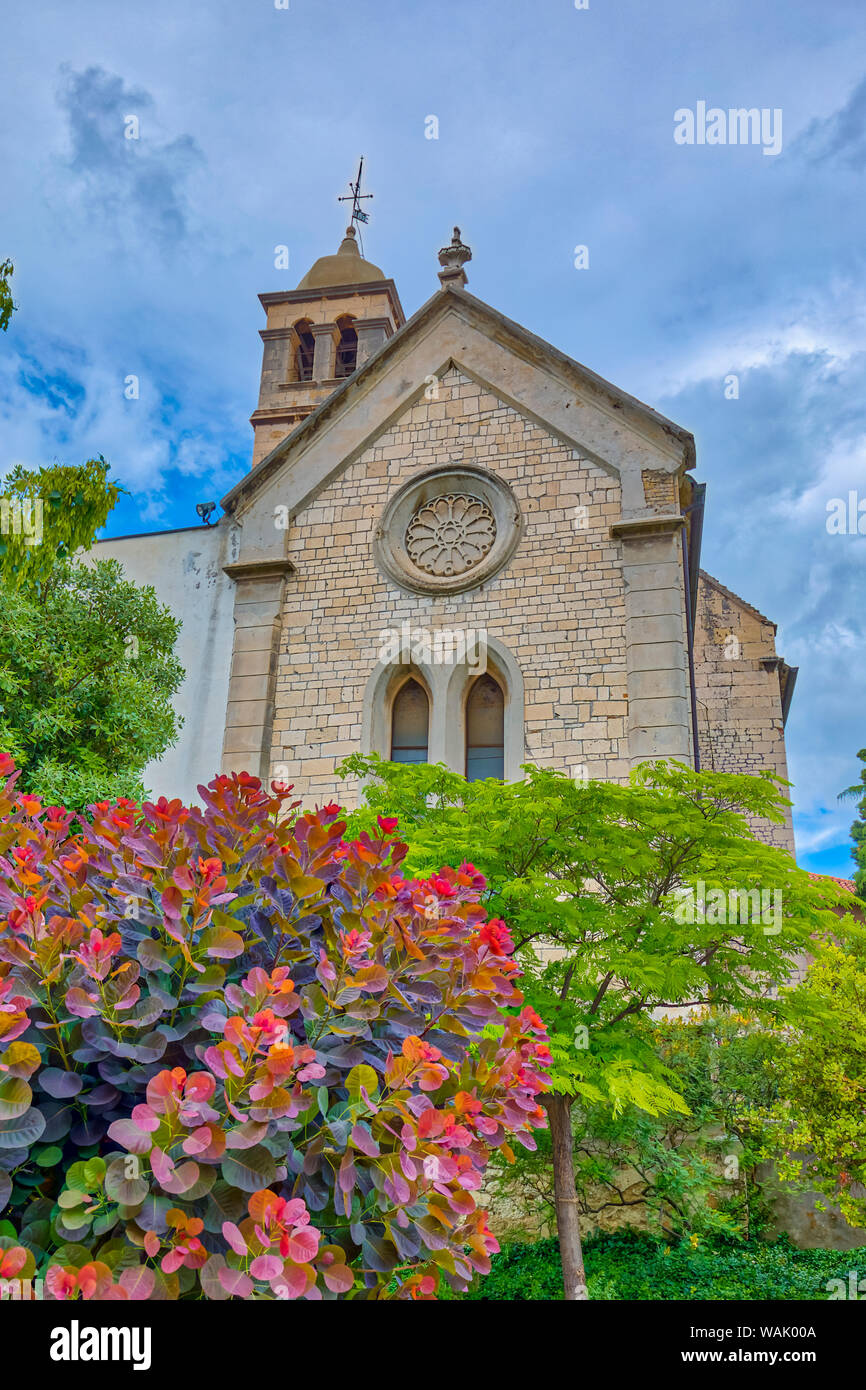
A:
[98,224,797,853]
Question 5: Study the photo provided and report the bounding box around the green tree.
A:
[0,457,123,595]
[0,459,183,806]
[484,1012,782,1245]
[0,258,14,332]
[340,753,846,1299]
[0,558,183,806]
[838,748,866,899]
[764,935,866,1228]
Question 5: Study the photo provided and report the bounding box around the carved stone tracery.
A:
[405,493,496,577]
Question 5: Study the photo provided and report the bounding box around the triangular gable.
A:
[221,285,696,525]
[699,570,774,628]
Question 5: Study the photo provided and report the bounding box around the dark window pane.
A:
[391,678,429,764]
[466,674,504,781]
[334,319,358,378]
[295,321,315,382]
[466,746,504,780]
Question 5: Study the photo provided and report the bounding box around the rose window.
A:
[405,494,496,578]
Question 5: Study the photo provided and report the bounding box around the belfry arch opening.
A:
[293,320,315,382]
[334,316,358,378]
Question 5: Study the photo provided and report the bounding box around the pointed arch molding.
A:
[361,635,525,781]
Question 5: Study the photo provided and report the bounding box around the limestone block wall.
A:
[268,367,630,806]
[694,572,795,853]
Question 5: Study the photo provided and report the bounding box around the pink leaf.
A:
[203,1045,227,1080]
[132,1104,160,1133]
[350,1123,380,1157]
[159,1160,200,1195]
[323,1263,354,1294]
[338,1152,355,1195]
[65,987,100,1018]
[218,1267,253,1298]
[182,1125,212,1155]
[150,1146,175,1185]
[286,1226,320,1263]
[107,1118,153,1155]
[119,1266,156,1301]
[297,1061,326,1082]
[250,1254,283,1280]
[273,1264,309,1299]
[222,1222,248,1257]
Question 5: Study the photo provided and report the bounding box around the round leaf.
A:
[0,1107,46,1150]
[0,1076,32,1120]
[34,1145,64,1168]
[220,1146,276,1193]
[39,1069,84,1099]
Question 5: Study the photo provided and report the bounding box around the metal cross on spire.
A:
[338,157,373,254]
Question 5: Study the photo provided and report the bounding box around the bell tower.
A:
[250,222,405,468]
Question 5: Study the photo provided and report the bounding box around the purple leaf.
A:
[39,1068,83,1099]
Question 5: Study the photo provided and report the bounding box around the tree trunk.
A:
[545,1092,588,1300]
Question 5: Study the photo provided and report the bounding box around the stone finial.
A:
[337,225,361,257]
[438,226,472,288]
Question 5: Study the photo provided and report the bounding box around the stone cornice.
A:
[258,279,405,326]
[223,558,295,582]
[609,514,685,540]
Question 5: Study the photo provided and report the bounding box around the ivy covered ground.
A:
[446,1231,861,1301]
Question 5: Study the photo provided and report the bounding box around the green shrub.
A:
[445,1230,858,1301]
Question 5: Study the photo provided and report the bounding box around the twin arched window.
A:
[291,316,358,383]
[389,673,504,780]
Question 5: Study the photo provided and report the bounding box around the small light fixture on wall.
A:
[195,501,217,526]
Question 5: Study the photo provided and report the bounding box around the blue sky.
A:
[1,0,864,874]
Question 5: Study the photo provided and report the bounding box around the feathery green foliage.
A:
[838,747,866,899]
[0,259,15,333]
[340,755,844,1111]
[0,457,124,596]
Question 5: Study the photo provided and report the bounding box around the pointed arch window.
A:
[334,316,358,378]
[294,320,315,382]
[390,678,429,765]
[465,674,504,780]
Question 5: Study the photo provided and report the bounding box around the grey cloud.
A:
[797,75,866,171]
[56,65,203,244]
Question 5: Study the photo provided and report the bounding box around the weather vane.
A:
[338,157,373,253]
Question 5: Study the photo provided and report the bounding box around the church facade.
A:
[97,224,797,854]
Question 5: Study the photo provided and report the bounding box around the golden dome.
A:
[295,225,386,290]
